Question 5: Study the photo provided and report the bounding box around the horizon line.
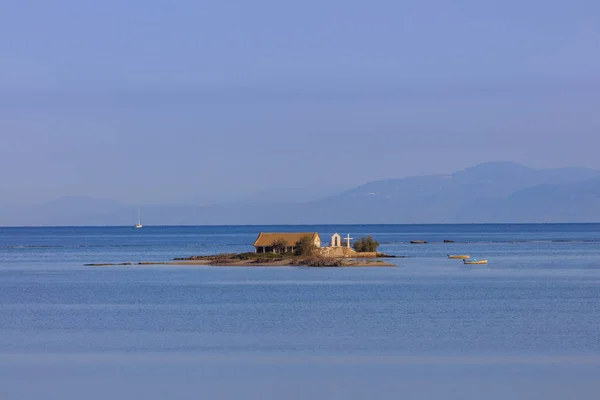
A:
[2,222,600,229]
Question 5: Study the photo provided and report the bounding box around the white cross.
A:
[345,234,353,248]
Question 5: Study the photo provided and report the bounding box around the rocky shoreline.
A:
[85,252,400,267]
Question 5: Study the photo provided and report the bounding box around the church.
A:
[253,232,353,254]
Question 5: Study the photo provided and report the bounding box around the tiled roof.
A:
[253,232,319,247]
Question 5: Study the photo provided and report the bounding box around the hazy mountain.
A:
[300,162,600,223]
[2,162,600,226]
[465,177,600,223]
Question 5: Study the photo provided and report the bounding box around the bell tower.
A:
[331,233,341,247]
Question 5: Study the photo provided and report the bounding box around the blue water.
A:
[1,224,600,399]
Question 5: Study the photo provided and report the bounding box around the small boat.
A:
[448,254,470,259]
[463,259,488,265]
[410,240,427,244]
[135,208,143,229]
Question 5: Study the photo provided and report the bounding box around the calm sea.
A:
[1,224,600,399]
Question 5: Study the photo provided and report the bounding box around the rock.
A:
[376,253,405,258]
[84,263,115,266]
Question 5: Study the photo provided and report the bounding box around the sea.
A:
[1,224,599,399]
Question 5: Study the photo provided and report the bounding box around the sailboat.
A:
[135,208,143,228]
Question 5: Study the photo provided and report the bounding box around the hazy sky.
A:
[1,0,599,205]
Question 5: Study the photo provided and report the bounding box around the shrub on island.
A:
[352,236,380,253]
[294,236,317,256]
[270,238,289,254]
[237,252,283,260]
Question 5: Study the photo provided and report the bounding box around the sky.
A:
[1,0,600,206]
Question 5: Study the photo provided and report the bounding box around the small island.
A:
[169,254,395,267]
[85,232,399,267]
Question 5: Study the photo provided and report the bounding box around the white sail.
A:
[135,208,143,228]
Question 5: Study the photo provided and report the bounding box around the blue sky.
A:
[1,0,599,206]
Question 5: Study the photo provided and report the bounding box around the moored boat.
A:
[448,254,470,259]
[463,259,488,265]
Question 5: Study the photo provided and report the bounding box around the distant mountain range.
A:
[3,162,600,226]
